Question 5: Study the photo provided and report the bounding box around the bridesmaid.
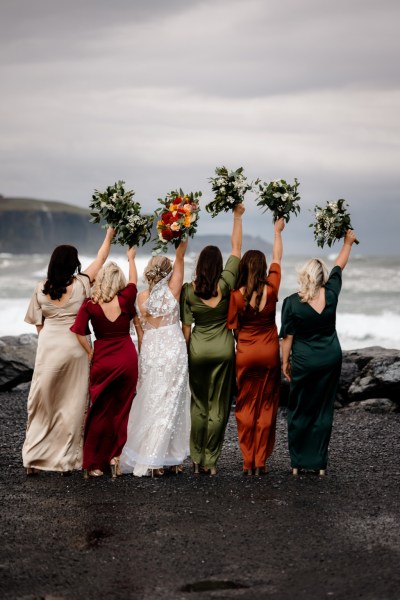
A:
[71,247,139,478]
[180,203,245,476]
[22,227,115,475]
[227,218,285,476]
[280,230,357,476]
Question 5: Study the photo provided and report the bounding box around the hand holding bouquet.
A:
[152,189,201,255]
[90,180,154,247]
[310,199,359,247]
[255,178,300,222]
[206,166,252,218]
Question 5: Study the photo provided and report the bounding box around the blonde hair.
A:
[91,261,127,303]
[298,258,329,303]
[143,256,172,291]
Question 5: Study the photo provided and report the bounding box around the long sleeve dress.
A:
[227,263,281,471]
[279,266,343,470]
[22,274,91,472]
[180,255,239,470]
[120,276,190,476]
[70,284,138,472]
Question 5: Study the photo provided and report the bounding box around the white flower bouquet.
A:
[206,166,253,218]
[310,199,359,247]
[255,178,301,222]
[152,189,201,255]
[90,180,154,247]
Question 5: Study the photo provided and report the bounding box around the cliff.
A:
[0,195,272,255]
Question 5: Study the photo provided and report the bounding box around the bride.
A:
[120,240,190,477]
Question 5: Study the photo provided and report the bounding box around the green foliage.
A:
[310,199,358,247]
[206,166,252,218]
[255,178,301,223]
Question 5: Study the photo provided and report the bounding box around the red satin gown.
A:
[71,284,138,471]
[227,264,281,471]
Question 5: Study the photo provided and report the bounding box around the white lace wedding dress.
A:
[120,275,190,476]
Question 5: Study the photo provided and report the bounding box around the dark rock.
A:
[0,334,37,391]
[344,398,398,413]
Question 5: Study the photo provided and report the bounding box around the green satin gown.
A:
[180,255,239,469]
[279,266,343,470]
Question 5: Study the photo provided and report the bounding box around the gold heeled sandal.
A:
[151,468,164,478]
[110,457,122,478]
[26,467,39,476]
[209,466,217,477]
[83,469,103,479]
[319,469,326,477]
[292,468,299,476]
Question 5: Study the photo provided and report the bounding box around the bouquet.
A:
[255,178,300,222]
[90,180,154,247]
[152,189,201,255]
[206,166,253,218]
[310,199,359,247]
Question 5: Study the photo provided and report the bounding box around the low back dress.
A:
[120,275,190,476]
[279,265,343,470]
[227,263,281,471]
[180,255,239,469]
[23,274,91,472]
[71,283,138,471]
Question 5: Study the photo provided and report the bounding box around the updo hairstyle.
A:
[298,258,329,303]
[143,256,172,291]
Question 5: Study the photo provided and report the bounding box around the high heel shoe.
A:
[319,469,326,477]
[151,468,164,478]
[26,467,39,476]
[192,462,200,475]
[169,464,184,474]
[110,457,121,478]
[254,466,267,476]
[243,468,253,476]
[209,466,217,477]
[83,469,103,479]
[292,468,299,476]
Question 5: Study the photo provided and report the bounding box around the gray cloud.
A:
[0,0,399,255]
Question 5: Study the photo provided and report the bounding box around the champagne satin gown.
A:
[22,274,91,472]
[227,263,281,471]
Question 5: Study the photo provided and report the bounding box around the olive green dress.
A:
[279,266,342,470]
[180,255,239,469]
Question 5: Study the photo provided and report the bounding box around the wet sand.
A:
[0,389,399,600]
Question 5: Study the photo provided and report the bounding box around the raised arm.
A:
[169,239,188,299]
[335,229,357,270]
[272,218,285,264]
[231,203,245,258]
[83,227,115,282]
[126,246,138,284]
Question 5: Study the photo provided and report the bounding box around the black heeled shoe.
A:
[243,468,253,476]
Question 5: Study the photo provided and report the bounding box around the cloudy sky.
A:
[0,0,399,255]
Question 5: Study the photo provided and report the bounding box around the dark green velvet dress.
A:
[180,255,239,469]
[279,266,342,470]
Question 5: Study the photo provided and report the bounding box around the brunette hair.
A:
[298,258,329,302]
[91,262,127,303]
[236,250,267,312]
[42,245,83,300]
[143,256,172,291]
[193,246,223,300]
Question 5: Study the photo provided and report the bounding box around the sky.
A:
[0,0,399,255]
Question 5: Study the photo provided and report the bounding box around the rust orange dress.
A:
[227,263,281,471]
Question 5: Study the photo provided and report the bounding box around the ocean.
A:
[0,252,399,350]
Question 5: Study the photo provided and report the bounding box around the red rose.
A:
[176,208,186,216]
[161,212,174,224]
[162,229,173,241]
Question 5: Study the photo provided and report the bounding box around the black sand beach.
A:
[1,388,399,600]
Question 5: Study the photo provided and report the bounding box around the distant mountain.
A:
[0,195,272,255]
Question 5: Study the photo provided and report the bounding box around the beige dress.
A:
[22,274,91,472]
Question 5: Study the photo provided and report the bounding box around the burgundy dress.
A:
[71,284,138,471]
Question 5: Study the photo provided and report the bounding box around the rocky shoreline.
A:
[1,334,399,413]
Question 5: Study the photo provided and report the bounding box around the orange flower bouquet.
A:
[152,189,201,255]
